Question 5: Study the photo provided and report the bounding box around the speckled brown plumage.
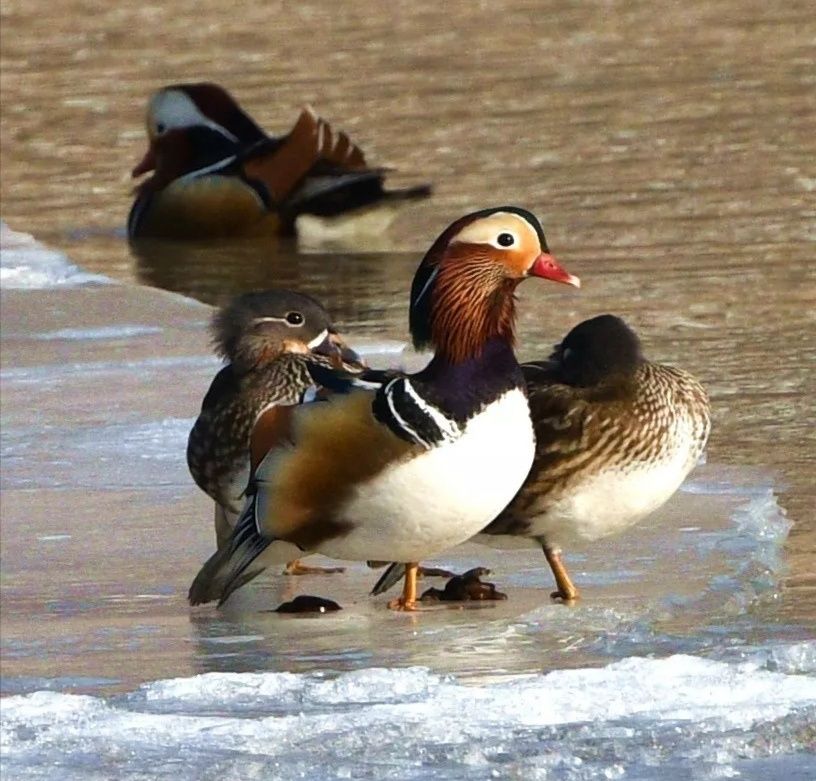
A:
[188,207,581,608]
[487,359,711,536]
[479,314,711,600]
[187,352,336,514]
[186,289,363,547]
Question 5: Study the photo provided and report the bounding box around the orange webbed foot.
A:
[284,559,346,576]
[542,545,580,605]
[387,596,420,612]
[549,588,580,604]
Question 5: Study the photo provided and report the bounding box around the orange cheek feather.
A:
[506,229,541,277]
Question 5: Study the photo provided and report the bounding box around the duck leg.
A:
[368,561,456,594]
[284,559,346,575]
[542,543,580,602]
[387,562,419,611]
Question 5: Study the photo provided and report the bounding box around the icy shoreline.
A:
[0,221,111,289]
[2,224,814,780]
[3,649,815,780]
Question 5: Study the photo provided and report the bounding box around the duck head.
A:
[409,206,580,363]
[132,82,267,178]
[551,314,643,387]
[212,289,361,374]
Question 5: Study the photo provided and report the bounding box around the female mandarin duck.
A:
[373,314,711,602]
[128,82,431,240]
[188,206,580,610]
[187,289,364,573]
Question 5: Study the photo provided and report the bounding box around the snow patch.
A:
[2,655,815,780]
[0,222,110,289]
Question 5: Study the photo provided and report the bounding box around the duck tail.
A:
[188,496,272,606]
[380,183,433,203]
[370,561,407,595]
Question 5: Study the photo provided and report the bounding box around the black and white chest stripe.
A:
[373,377,462,449]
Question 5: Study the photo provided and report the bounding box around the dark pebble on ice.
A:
[274,595,342,613]
[420,567,507,602]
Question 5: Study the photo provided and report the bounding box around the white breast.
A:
[317,388,536,562]
[538,454,697,545]
[505,413,704,548]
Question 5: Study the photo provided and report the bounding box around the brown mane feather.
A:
[429,246,518,363]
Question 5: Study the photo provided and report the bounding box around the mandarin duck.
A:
[188,206,580,610]
[128,82,431,240]
[187,289,364,574]
[373,314,711,602]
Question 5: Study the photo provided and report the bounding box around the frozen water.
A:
[0,354,219,387]
[2,653,815,780]
[0,416,195,490]
[2,230,814,781]
[31,325,165,340]
[0,221,110,289]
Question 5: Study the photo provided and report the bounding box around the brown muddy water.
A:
[1,0,815,697]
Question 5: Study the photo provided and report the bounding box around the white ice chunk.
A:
[2,655,815,780]
[0,222,110,289]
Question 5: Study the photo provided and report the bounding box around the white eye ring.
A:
[495,232,516,248]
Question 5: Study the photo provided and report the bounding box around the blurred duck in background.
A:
[127,83,431,241]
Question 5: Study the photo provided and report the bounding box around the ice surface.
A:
[2,653,815,781]
[0,221,110,289]
[2,231,813,781]
[0,354,219,386]
[31,325,164,340]
[0,416,195,490]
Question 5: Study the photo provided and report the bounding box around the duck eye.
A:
[156,122,166,134]
[497,232,515,247]
[285,311,304,326]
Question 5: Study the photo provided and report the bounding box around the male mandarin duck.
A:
[128,82,431,240]
[188,206,580,610]
[373,314,711,602]
[187,289,364,573]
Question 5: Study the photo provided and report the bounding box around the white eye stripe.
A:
[450,231,518,250]
[250,316,314,331]
[150,90,238,142]
[493,231,517,249]
[447,212,535,250]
